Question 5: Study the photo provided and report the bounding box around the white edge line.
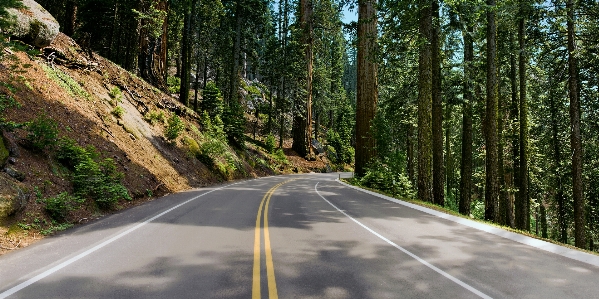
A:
[335,178,599,268]
[315,182,492,299]
[0,182,241,299]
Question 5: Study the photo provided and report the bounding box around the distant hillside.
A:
[0,33,327,253]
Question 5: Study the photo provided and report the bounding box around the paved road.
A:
[1,173,599,298]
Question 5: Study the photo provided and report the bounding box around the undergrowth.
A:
[41,63,90,100]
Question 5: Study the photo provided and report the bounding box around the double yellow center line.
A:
[253,180,294,299]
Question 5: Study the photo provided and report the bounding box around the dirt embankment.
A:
[0,33,327,254]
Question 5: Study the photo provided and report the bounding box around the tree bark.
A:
[229,0,243,105]
[567,0,586,249]
[432,0,444,206]
[509,31,518,229]
[179,8,191,106]
[407,124,415,185]
[516,4,530,231]
[64,1,77,37]
[292,0,314,157]
[459,12,473,216]
[485,0,499,222]
[498,62,507,226]
[355,0,378,175]
[549,86,567,243]
[418,0,433,202]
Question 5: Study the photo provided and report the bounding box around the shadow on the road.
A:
[4,173,599,299]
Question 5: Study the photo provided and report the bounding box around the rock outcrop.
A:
[0,173,26,220]
[5,0,59,48]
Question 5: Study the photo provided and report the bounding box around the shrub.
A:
[167,76,181,94]
[112,106,125,118]
[165,114,185,141]
[144,110,166,124]
[359,159,414,199]
[222,101,245,147]
[56,138,130,209]
[265,134,276,153]
[108,87,123,103]
[201,82,223,117]
[41,64,90,100]
[44,192,82,221]
[73,158,131,209]
[198,136,228,166]
[183,136,201,157]
[56,138,97,169]
[0,93,20,115]
[326,130,354,164]
[26,114,58,151]
[273,148,288,165]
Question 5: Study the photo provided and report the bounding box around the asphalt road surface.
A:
[1,173,599,298]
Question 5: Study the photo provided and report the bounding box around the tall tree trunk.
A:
[229,1,243,105]
[432,0,444,206]
[459,16,474,216]
[516,4,530,231]
[64,0,77,37]
[418,0,433,202]
[179,8,191,106]
[139,0,168,89]
[549,86,567,243]
[292,0,314,157]
[445,102,453,200]
[407,124,415,185]
[279,0,289,149]
[498,63,507,226]
[485,0,499,222]
[355,0,378,176]
[193,52,201,111]
[509,31,518,228]
[567,0,586,249]
[541,203,548,238]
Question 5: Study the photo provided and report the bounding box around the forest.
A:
[2,0,599,251]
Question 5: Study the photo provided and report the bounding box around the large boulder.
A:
[5,0,59,48]
[0,173,26,221]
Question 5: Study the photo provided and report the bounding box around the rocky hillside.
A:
[0,31,328,254]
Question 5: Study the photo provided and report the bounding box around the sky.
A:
[342,6,358,24]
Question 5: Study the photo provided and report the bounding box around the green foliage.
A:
[112,106,125,118]
[326,130,354,164]
[56,138,97,169]
[223,101,245,147]
[108,87,123,104]
[41,64,90,100]
[132,2,167,39]
[183,135,201,157]
[272,148,288,165]
[359,158,414,200]
[167,76,181,94]
[197,115,228,166]
[201,81,223,117]
[144,110,166,124]
[26,114,59,151]
[265,134,276,153]
[44,192,83,221]
[56,138,130,209]
[0,93,20,114]
[73,158,130,209]
[165,114,185,141]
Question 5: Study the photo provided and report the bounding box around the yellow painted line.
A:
[264,185,278,299]
[252,188,268,299]
[252,180,294,299]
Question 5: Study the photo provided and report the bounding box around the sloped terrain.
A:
[0,33,326,254]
